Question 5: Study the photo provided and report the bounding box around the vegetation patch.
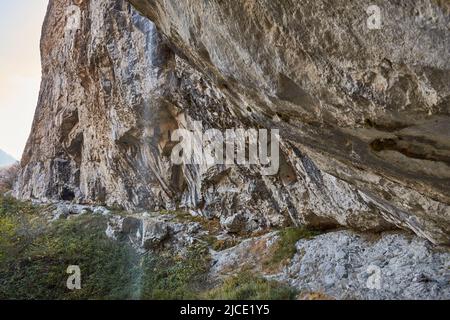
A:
[297,292,335,300]
[0,196,304,300]
[205,271,297,300]
[264,226,321,272]
[140,243,211,299]
[206,236,240,251]
[0,196,213,299]
[0,196,141,299]
[0,164,19,194]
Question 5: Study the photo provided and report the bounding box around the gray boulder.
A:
[141,221,170,249]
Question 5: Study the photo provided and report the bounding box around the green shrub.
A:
[140,244,211,300]
[0,208,140,299]
[0,195,36,217]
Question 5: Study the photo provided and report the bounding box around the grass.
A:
[205,271,297,300]
[140,243,211,299]
[264,226,321,271]
[0,195,36,217]
[0,196,141,299]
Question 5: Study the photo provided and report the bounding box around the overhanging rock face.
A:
[15,0,450,244]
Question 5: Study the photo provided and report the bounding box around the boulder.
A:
[141,221,170,249]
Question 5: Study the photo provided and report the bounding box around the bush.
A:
[0,205,140,299]
[0,194,36,217]
[0,163,19,193]
[140,244,211,299]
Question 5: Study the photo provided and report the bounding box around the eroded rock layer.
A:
[15,0,450,245]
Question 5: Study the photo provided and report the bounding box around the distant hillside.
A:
[0,149,17,167]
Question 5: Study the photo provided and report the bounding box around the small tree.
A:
[0,163,19,193]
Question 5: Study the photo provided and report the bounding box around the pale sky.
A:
[0,1,49,159]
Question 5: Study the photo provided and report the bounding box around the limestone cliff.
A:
[15,0,450,245]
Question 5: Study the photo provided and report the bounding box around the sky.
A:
[0,1,49,160]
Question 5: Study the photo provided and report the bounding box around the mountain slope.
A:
[0,149,16,167]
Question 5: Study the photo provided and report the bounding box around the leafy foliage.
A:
[0,163,19,193]
[140,244,211,299]
[0,197,140,299]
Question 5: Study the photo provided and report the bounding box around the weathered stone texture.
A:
[15,0,450,244]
